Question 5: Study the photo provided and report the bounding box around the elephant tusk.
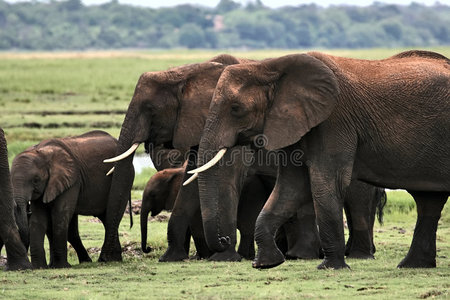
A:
[106,167,115,176]
[104,143,140,163]
[187,148,227,174]
[182,173,198,186]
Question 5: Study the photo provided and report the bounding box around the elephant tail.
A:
[375,188,387,225]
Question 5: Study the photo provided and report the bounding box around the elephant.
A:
[0,128,32,271]
[141,165,185,253]
[11,130,121,268]
[100,54,256,262]
[104,53,385,263]
[102,54,327,262]
[140,161,276,261]
[191,50,449,269]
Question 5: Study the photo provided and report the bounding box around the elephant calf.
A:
[11,130,120,269]
[141,163,268,261]
[141,165,184,253]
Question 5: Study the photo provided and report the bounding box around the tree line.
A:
[0,0,449,50]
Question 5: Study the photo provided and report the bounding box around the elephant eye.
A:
[231,102,249,118]
[32,176,40,185]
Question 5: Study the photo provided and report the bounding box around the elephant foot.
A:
[397,255,436,268]
[98,250,122,262]
[78,254,92,264]
[208,250,242,262]
[346,251,374,260]
[5,257,32,271]
[49,259,72,269]
[79,257,93,264]
[317,257,350,270]
[159,247,188,262]
[252,247,285,269]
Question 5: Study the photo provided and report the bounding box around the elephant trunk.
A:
[15,201,29,250]
[197,141,243,253]
[140,200,152,253]
[100,111,137,261]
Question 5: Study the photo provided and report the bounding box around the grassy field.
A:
[0,48,449,299]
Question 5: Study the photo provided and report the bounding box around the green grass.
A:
[0,48,449,299]
[2,47,450,161]
[1,191,449,299]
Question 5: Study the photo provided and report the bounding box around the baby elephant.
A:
[141,166,184,253]
[11,130,118,269]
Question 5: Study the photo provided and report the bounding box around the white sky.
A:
[5,0,447,8]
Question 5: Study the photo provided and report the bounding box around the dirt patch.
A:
[20,110,126,116]
[0,255,6,267]
[19,121,121,129]
[420,290,443,299]
[86,241,142,258]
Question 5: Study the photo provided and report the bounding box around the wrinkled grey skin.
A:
[11,131,118,269]
[196,50,449,269]
[100,54,257,262]
[0,128,32,271]
[103,54,322,263]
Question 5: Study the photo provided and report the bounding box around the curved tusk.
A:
[182,173,198,186]
[187,148,227,174]
[106,167,115,176]
[104,143,140,163]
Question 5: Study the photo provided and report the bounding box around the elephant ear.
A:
[39,146,78,203]
[173,62,231,149]
[262,54,339,150]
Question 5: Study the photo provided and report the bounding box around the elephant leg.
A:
[190,209,214,260]
[99,156,134,263]
[159,166,199,262]
[309,165,350,270]
[68,214,92,264]
[2,227,31,271]
[344,181,375,259]
[252,156,309,269]
[237,175,268,260]
[49,184,80,268]
[284,201,322,260]
[274,226,288,255]
[29,202,49,269]
[398,191,448,268]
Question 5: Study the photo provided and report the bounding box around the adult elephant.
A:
[100,54,257,262]
[103,53,383,262]
[0,128,32,271]
[191,50,449,269]
[11,130,119,268]
[103,54,329,262]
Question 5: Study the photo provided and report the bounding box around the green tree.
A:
[178,23,206,48]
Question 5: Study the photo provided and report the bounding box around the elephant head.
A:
[100,54,248,261]
[191,54,339,252]
[140,166,184,253]
[11,141,78,245]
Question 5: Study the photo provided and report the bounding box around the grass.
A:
[2,47,450,160]
[0,191,449,299]
[0,48,449,298]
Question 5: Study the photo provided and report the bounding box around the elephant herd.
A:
[0,50,448,271]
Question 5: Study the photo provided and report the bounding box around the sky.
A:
[5,0,446,8]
